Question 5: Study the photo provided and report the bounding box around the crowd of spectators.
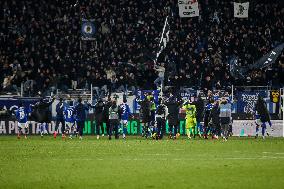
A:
[0,0,283,97]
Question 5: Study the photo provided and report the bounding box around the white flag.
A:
[155,16,170,63]
[234,2,249,18]
[178,0,199,18]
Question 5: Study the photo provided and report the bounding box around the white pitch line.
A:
[144,153,169,156]
[225,156,284,160]
[173,149,184,151]
[43,156,284,162]
[263,152,284,155]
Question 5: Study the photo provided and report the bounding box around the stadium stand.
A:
[0,0,283,97]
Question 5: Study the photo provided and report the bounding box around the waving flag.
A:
[230,43,284,79]
[154,16,170,63]
[249,43,284,70]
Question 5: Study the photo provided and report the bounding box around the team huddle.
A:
[13,91,273,141]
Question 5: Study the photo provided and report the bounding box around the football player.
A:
[120,98,132,139]
[64,101,76,139]
[182,100,197,139]
[15,102,29,139]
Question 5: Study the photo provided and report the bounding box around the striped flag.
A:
[154,16,170,63]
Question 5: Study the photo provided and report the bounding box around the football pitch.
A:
[0,136,284,189]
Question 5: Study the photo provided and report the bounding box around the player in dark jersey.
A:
[31,96,55,137]
[54,98,65,139]
[155,98,168,140]
[203,99,214,139]
[165,93,182,139]
[89,98,105,140]
[149,96,156,132]
[138,94,151,138]
[255,95,272,139]
[74,98,89,140]
[103,96,112,137]
[208,100,220,139]
[194,95,204,138]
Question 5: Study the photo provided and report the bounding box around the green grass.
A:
[0,136,284,189]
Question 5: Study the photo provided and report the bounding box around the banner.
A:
[0,98,39,112]
[236,91,267,113]
[270,90,280,103]
[134,90,160,112]
[179,90,196,101]
[234,2,249,18]
[1,119,282,137]
[178,0,199,18]
[0,119,186,135]
[81,19,96,40]
[232,120,283,137]
[249,43,284,70]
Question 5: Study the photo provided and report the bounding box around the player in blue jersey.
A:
[64,101,76,139]
[120,98,132,139]
[254,111,261,138]
[15,102,29,139]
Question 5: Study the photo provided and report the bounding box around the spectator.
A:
[154,63,166,89]
[23,76,34,96]
[0,0,282,97]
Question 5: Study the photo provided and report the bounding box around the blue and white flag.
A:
[81,19,96,40]
[154,16,170,63]
[249,43,284,70]
[236,91,267,114]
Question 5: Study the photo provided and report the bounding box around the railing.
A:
[56,88,92,103]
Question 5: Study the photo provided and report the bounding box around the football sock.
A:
[40,123,44,135]
[186,129,190,137]
[261,124,266,136]
[123,126,127,135]
[255,126,259,135]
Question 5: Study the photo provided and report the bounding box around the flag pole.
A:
[154,15,169,99]
[158,16,168,48]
